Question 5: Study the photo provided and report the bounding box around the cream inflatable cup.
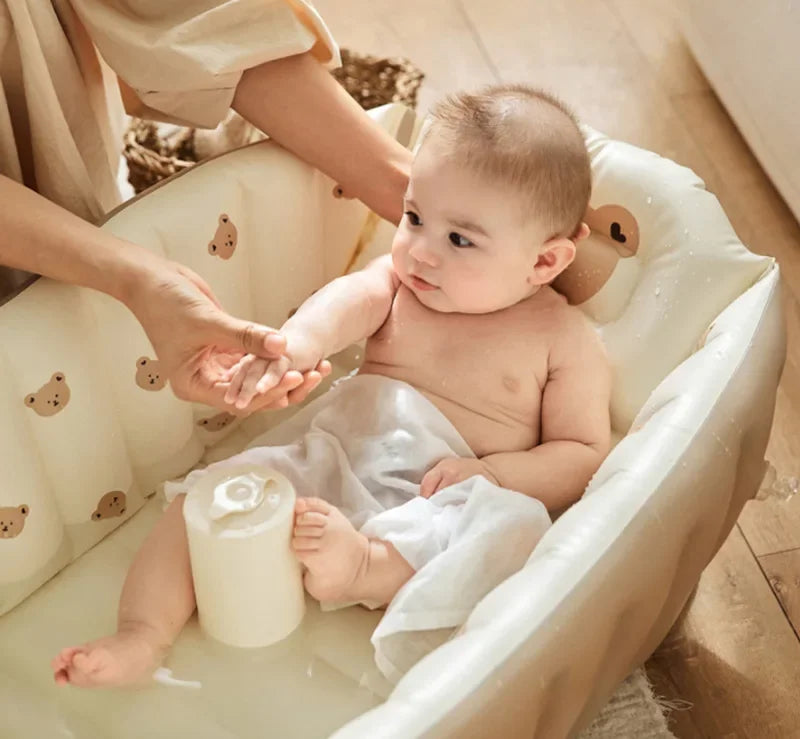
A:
[183,464,305,648]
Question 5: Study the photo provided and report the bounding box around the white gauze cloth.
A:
[165,374,551,681]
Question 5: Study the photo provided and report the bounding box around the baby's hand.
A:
[224,353,296,410]
[223,331,328,411]
[420,457,499,498]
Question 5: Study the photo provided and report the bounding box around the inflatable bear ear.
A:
[585,204,640,257]
[553,203,641,305]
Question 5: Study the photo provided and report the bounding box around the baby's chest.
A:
[371,291,550,394]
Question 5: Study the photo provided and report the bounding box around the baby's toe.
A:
[293,524,324,538]
[73,649,106,675]
[52,646,79,672]
[302,497,333,515]
[296,510,327,527]
[292,536,322,552]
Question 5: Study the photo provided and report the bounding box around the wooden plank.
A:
[607,0,710,97]
[738,388,800,557]
[739,290,800,557]
[647,527,800,739]
[671,91,800,305]
[759,548,800,640]
[313,0,498,114]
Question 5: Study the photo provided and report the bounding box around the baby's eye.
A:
[449,232,474,248]
[404,211,422,227]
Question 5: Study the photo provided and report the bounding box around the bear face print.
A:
[208,214,238,260]
[135,357,167,391]
[91,491,127,521]
[0,504,30,539]
[24,373,71,417]
[197,412,236,432]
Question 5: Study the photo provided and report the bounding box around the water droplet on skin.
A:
[683,228,689,236]
[655,287,661,297]
[646,196,653,205]
[688,250,694,256]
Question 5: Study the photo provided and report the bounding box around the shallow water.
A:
[1,497,391,739]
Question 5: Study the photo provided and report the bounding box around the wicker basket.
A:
[123,49,424,194]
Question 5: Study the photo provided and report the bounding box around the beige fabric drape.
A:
[0,0,337,223]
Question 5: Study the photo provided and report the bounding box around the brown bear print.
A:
[197,412,236,432]
[135,357,167,391]
[91,491,127,521]
[24,372,71,417]
[208,213,238,260]
[0,504,29,539]
[553,204,640,305]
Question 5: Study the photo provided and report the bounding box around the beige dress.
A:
[0,0,338,224]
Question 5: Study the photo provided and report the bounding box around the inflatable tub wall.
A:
[0,105,785,738]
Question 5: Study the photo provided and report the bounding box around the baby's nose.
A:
[409,242,439,268]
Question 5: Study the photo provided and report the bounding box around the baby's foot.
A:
[292,497,369,603]
[52,625,164,688]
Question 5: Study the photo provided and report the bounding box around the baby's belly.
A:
[359,363,540,458]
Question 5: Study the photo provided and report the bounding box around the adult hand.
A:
[125,260,329,411]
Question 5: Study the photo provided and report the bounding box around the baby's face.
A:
[391,137,545,314]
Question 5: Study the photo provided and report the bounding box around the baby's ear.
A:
[574,222,591,241]
[528,236,577,286]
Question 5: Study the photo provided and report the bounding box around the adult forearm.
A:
[482,442,605,512]
[233,52,411,225]
[0,175,156,306]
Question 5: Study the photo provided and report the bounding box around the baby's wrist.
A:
[282,326,325,370]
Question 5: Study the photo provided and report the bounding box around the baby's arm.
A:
[480,313,612,513]
[227,255,400,408]
[282,254,399,361]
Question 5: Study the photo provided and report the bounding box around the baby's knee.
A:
[162,493,188,526]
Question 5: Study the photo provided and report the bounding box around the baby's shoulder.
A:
[528,286,585,330]
[537,289,606,364]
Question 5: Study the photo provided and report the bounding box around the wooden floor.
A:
[313,1,800,736]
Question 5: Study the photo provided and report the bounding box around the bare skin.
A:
[53,109,611,689]
[53,495,193,687]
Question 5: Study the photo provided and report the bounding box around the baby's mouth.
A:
[409,274,438,291]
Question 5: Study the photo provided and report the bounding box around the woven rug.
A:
[123,48,424,194]
[580,669,677,738]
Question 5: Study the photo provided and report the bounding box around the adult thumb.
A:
[212,314,286,357]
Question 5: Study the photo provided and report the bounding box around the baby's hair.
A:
[427,83,591,240]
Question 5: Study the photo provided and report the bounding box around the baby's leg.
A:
[52,495,195,688]
[293,498,414,606]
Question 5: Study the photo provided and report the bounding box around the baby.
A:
[53,83,611,687]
